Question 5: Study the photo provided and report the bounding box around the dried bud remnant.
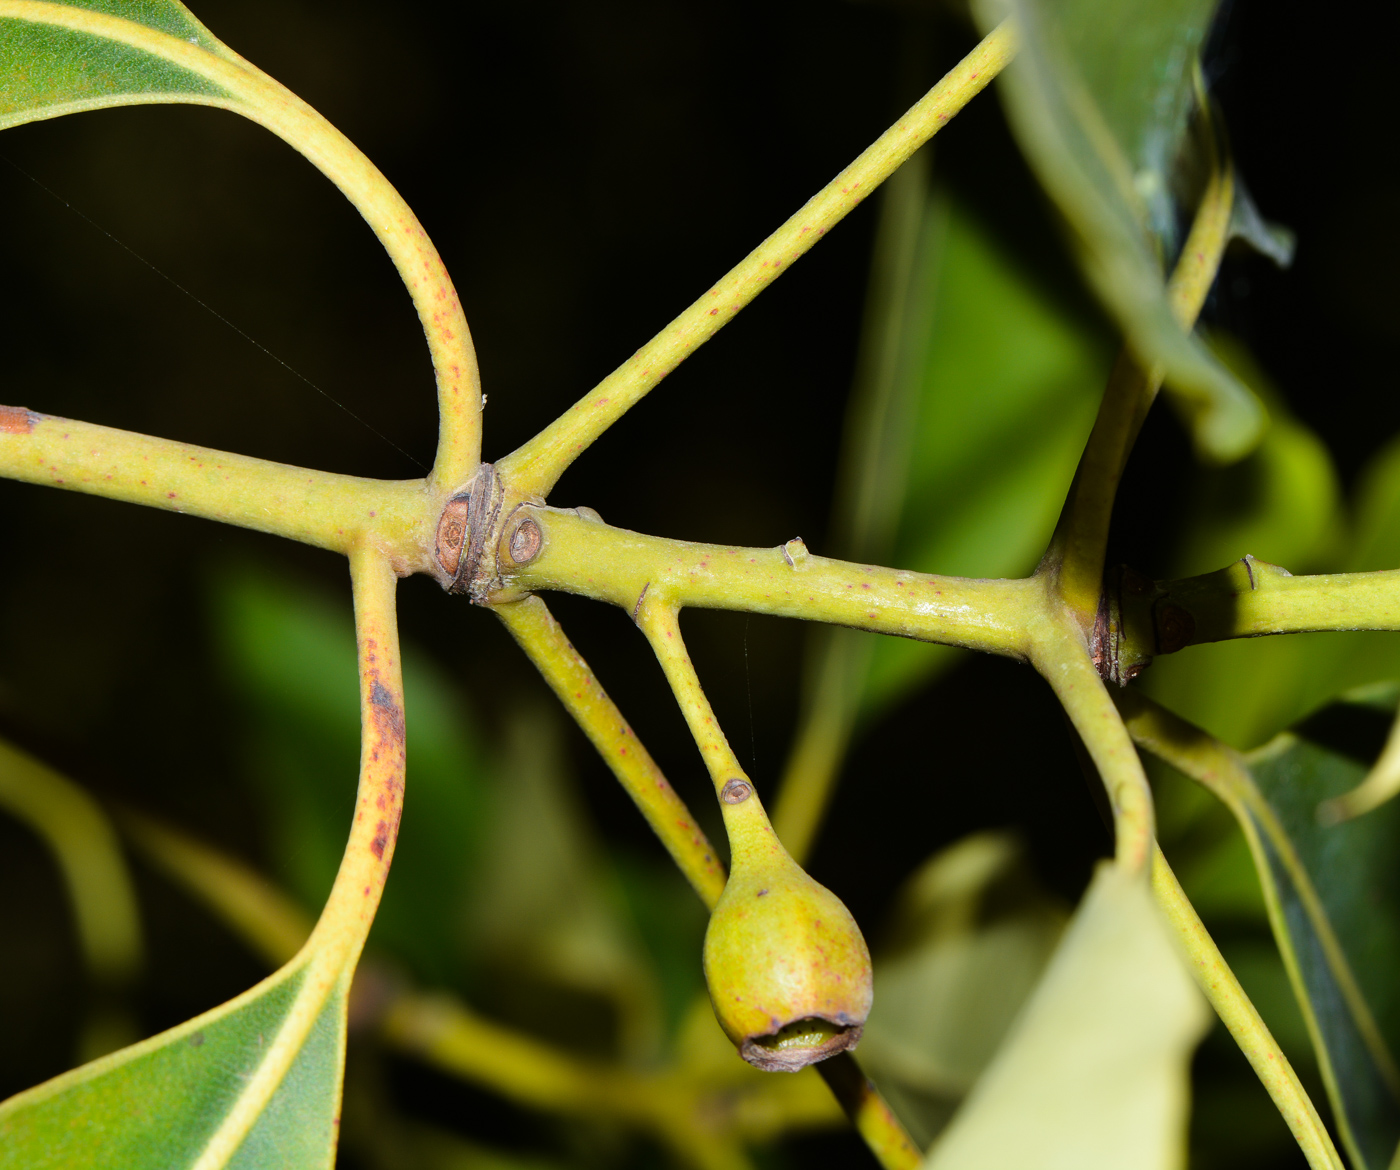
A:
[435,495,470,577]
[721,779,753,804]
[0,404,37,434]
[508,518,543,565]
[782,537,808,568]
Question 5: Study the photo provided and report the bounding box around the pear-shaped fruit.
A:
[704,782,872,1072]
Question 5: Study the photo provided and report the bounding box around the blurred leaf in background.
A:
[861,190,1109,717]
[467,707,665,1063]
[860,831,1067,1148]
[972,0,1264,461]
[921,862,1209,1170]
[1143,331,1343,751]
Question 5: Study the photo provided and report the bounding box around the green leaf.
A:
[0,959,345,1169]
[921,863,1209,1169]
[1125,691,1400,1170]
[213,571,489,990]
[0,0,238,132]
[973,0,1265,461]
[860,832,1067,1147]
[863,191,1108,713]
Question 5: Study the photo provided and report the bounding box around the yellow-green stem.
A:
[816,1054,923,1170]
[0,409,436,568]
[496,507,1038,658]
[1050,155,1235,623]
[193,544,406,1169]
[494,593,726,908]
[495,21,1017,498]
[1029,609,1153,873]
[1151,847,1343,1170]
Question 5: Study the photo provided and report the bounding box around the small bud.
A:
[703,842,872,1072]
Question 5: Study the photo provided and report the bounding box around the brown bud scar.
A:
[435,495,470,576]
[1156,603,1196,655]
[0,404,37,434]
[721,779,752,804]
[508,517,543,565]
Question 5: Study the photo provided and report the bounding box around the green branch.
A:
[1150,847,1343,1170]
[495,593,727,908]
[1110,557,1400,674]
[1048,148,1235,626]
[494,506,1039,658]
[1029,606,1154,873]
[495,22,1018,499]
[0,409,437,565]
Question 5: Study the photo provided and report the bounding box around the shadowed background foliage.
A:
[0,1,1396,1166]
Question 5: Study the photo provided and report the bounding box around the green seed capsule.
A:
[703,780,872,1072]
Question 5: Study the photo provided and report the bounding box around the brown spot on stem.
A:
[0,405,38,434]
[436,495,470,576]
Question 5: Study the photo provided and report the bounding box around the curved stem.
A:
[0,2,482,486]
[1030,609,1153,873]
[495,593,726,908]
[1048,153,1234,624]
[0,409,436,567]
[496,506,1039,658]
[194,543,406,1168]
[1151,847,1343,1170]
[495,22,1017,499]
[634,599,748,801]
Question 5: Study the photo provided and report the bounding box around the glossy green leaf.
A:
[973,0,1264,461]
[1125,691,1400,1170]
[0,940,345,1170]
[860,832,1067,1147]
[921,863,1209,1170]
[862,191,1108,713]
[213,572,488,990]
[0,0,238,132]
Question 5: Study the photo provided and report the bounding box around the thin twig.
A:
[1151,848,1344,1170]
[496,22,1017,499]
[496,593,727,908]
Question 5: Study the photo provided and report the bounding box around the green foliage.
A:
[974,0,1263,461]
[860,833,1067,1147]
[0,963,343,1170]
[0,0,231,133]
[921,863,1209,1169]
[1,0,1394,1168]
[1245,696,1400,1170]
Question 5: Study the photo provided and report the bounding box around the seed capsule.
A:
[703,820,872,1072]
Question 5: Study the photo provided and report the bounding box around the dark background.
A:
[0,1,1395,1166]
